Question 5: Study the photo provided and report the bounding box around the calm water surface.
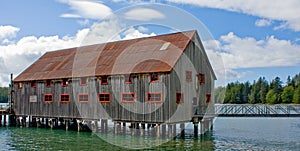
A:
[0,117,299,150]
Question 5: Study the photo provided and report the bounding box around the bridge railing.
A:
[214,104,300,116]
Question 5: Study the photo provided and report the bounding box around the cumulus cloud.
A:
[0,21,157,86]
[0,25,20,39]
[167,0,300,31]
[255,19,272,27]
[202,32,300,80]
[122,27,156,40]
[124,8,165,21]
[0,28,90,87]
[59,0,112,20]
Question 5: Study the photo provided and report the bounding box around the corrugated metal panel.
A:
[14,30,196,82]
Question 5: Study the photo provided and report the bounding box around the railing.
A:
[214,104,300,117]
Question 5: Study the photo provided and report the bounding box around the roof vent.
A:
[160,42,171,51]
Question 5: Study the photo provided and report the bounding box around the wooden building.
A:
[13,30,216,126]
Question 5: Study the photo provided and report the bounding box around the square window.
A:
[124,74,132,84]
[186,71,192,82]
[62,79,69,87]
[46,80,52,87]
[80,77,88,86]
[31,81,36,88]
[78,94,89,102]
[101,76,108,85]
[121,92,135,103]
[44,94,53,103]
[198,73,205,84]
[176,92,184,104]
[150,73,159,82]
[147,92,162,103]
[99,93,110,103]
[206,94,211,103]
[60,94,70,103]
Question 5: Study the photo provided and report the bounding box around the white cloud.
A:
[58,0,112,20]
[204,32,300,70]
[122,27,156,40]
[167,0,300,31]
[124,8,165,21]
[0,25,20,39]
[255,19,272,27]
[0,28,90,87]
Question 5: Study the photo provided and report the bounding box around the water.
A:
[0,117,299,150]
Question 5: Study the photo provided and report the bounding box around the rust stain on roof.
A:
[14,30,196,82]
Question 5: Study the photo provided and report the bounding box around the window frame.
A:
[98,93,111,103]
[60,94,70,103]
[206,94,211,103]
[31,81,36,88]
[80,77,88,86]
[176,92,184,104]
[62,79,69,87]
[45,80,52,88]
[146,92,162,103]
[186,71,192,82]
[18,83,23,89]
[198,73,205,84]
[150,73,159,82]
[44,94,53,103]
[78,94,89,103]
[121,92,136,103]
[124,74,132,84]
[100,76,108,85]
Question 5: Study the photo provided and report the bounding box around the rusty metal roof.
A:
[14,30,197,82]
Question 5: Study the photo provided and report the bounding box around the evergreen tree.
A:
[293,86,300,104]
[269,77,283,103]
[266,89,280,104]
[281,86,294,103]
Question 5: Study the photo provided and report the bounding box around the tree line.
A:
[215,73,300,104]
[0,87,8,103]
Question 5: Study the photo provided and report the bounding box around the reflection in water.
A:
[0,117,300,150]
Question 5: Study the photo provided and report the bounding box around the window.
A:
[124,74,132,84]
[206,94,211,103]
[78,94,89,102]
[60,94,70,103]
[44,94,53,103]
[98,93,110,103]
[46,80,52,87]
[147,92,162,103]
[18,83,23,89]
[62,79,68,87]
[176,92,184,104]
[197,73,205,84]
[121,92,135,103]
[186,71,192,82]
[80,77,88,86]
[31,81,36,88]
[150,73,159,82]
[101,76,108,85]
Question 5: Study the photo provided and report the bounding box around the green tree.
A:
[249,80,260,104]
[281,86,294,103]
[269,77,283,103]
[266,89,280,104]
[293,86,300,104]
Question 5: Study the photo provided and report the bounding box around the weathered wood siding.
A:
[13,34,215,123]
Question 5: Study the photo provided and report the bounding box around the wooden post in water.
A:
[65,120,69,131]
[3,115,7,126]
[162,124,166,138]
[193,117,199,138]
[180,123,185,138]
[168,124,172,138]
[173,124,176,138]
[0,115,2,127]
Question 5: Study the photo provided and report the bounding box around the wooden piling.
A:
[3,115,7,126]
[180,123,185,138]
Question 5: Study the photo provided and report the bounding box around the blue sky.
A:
[0,0,299,86]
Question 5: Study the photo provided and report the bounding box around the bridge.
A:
[213,104,300,117]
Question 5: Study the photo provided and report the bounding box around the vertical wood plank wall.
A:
[13,37,215,124]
